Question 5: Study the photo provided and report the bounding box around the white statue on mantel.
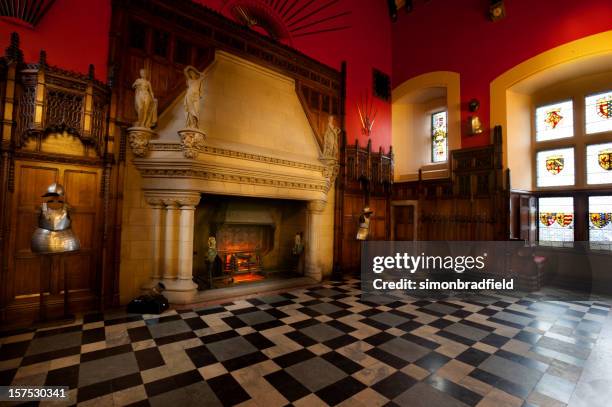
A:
[184,65,205,129]
[128,68,158,157]
[323,115,340,160]
[132,68,157,129]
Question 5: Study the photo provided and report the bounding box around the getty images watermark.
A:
[361,241,612,301]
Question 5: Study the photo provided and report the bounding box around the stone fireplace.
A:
[120,50,338,304]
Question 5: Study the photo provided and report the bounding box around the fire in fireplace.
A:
[193,195,307,289]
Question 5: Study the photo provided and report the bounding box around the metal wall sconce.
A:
[489,0,506,22]
[467,98,483,135]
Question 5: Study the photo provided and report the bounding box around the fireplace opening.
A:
[193,194,307,289]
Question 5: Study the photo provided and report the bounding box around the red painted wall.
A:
[290,0,392,152]
[0,0,111,80]
[392,0,612,148]
[0,0,392,150]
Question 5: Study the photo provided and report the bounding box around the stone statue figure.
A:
[356,207,374,241]
[132,69,157,128]
[31,183,80,254]
[292,232,304,255]
[323,115,341,159]
[184,66,205,129]
[207,236,218,263]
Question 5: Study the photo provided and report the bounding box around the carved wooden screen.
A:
[0,35,114,326]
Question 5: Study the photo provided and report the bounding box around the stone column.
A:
[163,201,180,280]
[142,197,164,290]
[177,195,200,282]
[155,193,201,304]
[305,200,326,282]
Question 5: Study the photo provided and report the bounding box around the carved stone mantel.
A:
[133,146,334,201]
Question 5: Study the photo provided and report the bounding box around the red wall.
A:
[0,0,111,80]
[392,0,612,148]
[0,0,392,150]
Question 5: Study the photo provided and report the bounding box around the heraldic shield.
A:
[546,156,565,175]
[590,213,612,229]
[599,149,612,171]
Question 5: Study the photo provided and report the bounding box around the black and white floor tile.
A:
[0,279,610,406]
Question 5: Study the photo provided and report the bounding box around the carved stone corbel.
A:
[319,157,339,191]
[178,128,206,159]
[127,127,156,157]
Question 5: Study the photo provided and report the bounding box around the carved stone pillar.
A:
[149,193,201,304]
[177,195,200,282]
[142,197,164,290]
[163,201,180,280]
[305,200,326,282]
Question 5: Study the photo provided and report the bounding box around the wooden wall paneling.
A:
[392,130,509,243]
[3,161,103,323]
[336,138,394,273]
[0,34,113,327]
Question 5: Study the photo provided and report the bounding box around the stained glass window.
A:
[585,91,612,134]
[535,100,574,141]
[538,197,574,243]
[586,142,612,185]
[431,111,448,163]
[589,196,612,249]
[536,147,575,187]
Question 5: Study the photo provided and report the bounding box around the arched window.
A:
[431,110,448,163]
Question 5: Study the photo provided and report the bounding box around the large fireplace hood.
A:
[210,200,275,226]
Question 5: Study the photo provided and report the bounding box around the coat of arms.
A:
[555,213,573,227]
[539,213,556,227]
[597,96,612,119]
[590,213,612,229]
[546,155,564,175]
[544,109,563,129]
[599,149,612,171]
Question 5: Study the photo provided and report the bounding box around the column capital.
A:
[307,200,326,213]
[144,196,164,208]
[144,191,201,209]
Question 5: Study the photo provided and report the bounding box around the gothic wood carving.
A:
[0,34,118,327]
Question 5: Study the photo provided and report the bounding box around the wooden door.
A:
[4,160,102,322]
[394,205,415,241]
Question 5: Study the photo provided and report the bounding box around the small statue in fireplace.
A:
[292,232,304,275]
[207,236,218,262]
[356,207,374,241]
[292,232,304,255]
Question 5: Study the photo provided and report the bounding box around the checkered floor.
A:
[1,279,610,406]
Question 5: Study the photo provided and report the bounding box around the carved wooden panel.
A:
[393,206,415,241]
[391,136,509,242]
[12,62,110,157]
[341,194,363,272]
[343,140,394,194]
